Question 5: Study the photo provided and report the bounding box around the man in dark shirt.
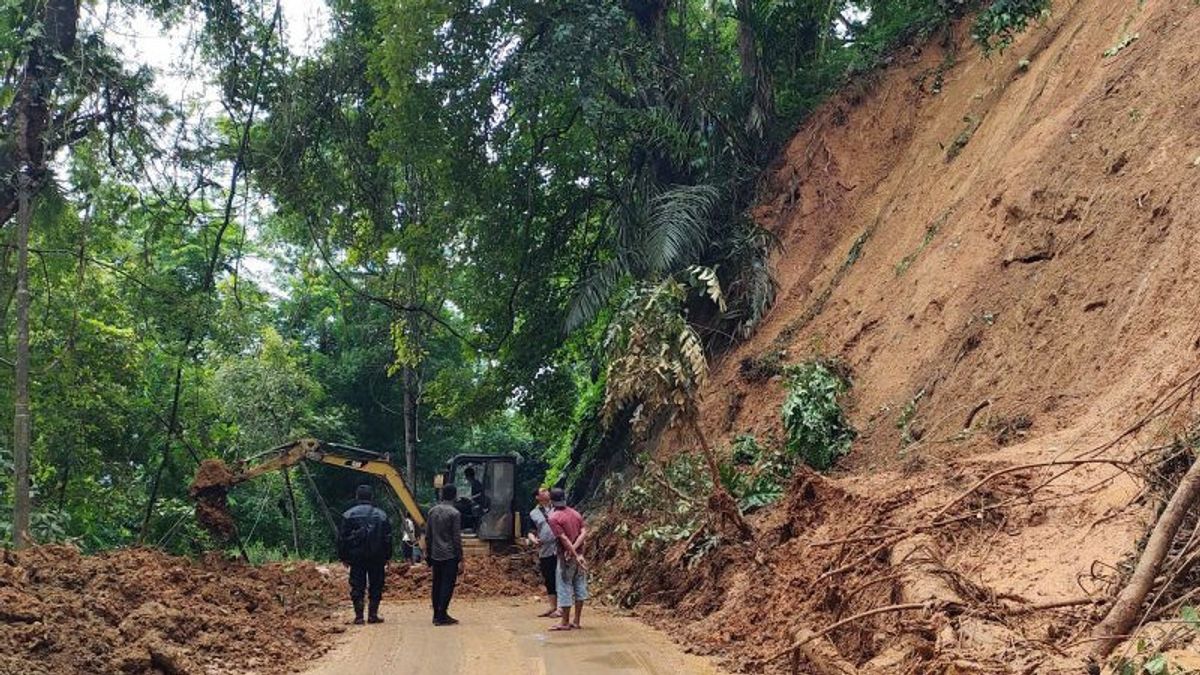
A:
[465,466,484,503]
[337,484,393,625]
[425,483,464,625]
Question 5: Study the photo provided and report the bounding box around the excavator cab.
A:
[436,454,519,548]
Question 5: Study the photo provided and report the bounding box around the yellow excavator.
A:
[220,438,520,556]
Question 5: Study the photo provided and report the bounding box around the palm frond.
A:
[645,183,722,274]
[565,254,628,333]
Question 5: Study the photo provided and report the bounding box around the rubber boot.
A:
[367,598,383,624]
[352,599,365,625]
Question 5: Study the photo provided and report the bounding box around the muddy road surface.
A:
[303,598,725,674]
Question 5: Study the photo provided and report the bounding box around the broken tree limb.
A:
[788,628,858,675]
[767,602,943,665]
[931,458,1132,523]
[1088,452,1200,662]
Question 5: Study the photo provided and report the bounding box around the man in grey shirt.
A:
[526,487,559,617]
[425,483,464,625]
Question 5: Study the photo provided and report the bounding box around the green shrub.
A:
[781,360,856,471]
[972,0,1052,53]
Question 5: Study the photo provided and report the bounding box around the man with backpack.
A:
[337,484,393,625]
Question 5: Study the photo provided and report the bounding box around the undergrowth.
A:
[618,433,796,569]
[972,0,1052,53]
[781,359,857,471]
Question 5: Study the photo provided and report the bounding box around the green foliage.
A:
[601,278,713,436]
[897,390,925,448]
[781,359,856,471]
[1103,32,1139,58]
[721,434,794,513]
[972,0,1052,53]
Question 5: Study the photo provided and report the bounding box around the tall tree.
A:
[7,0,79,548]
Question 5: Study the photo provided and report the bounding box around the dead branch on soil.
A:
[767,602,945,666]
[1004,597,1105,614]
[788,628,858,675]
[1088,448,1200,662]
[930,458,1134,523]
[815,537,901,583]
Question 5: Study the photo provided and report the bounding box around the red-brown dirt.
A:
[0,545,539,674]
[189,458,238,540]
[593,1,1200,673]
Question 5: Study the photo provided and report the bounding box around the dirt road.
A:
[303,597,726,674]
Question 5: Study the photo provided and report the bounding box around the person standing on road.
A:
[526,487,560,618]
[426,483,464,626]
[337,484,393,625]
[547,487,588,631]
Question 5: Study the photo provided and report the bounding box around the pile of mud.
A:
[593,465,1107,674]
[384,550,543,601]
[189,458,238,540]
[0,545,345,675]
[0,544,544,674]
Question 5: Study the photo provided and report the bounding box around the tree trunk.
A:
[735,0,773,145]
[11,175,32,549]
[6,0,79,550]
[687,416,754,540]
[282,468,301,556]
[1089,454,1200,662]
[403,364,418,487]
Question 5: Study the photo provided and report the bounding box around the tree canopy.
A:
[0,0,1009,558]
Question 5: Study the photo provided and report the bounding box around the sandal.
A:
[548,624,574,631]
[537,609,559,618]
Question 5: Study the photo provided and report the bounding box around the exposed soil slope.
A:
[595,1,1200,673]
[709,0,1200,476]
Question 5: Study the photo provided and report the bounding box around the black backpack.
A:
[339,510,387,564]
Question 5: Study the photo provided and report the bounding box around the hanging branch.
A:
[139,0,282,545]
[299,461,338,540]
[303,216,517,353]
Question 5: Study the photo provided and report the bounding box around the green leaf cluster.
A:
[781,359,856,471]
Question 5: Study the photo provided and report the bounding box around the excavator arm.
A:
[232,438,426,529]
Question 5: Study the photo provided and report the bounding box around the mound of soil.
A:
[0,545,541,674]
[593,463,1099,673]
[385,550,543,601]
[0,545,345,674]
[189,459,238,540]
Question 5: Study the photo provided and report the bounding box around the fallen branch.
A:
[931,458,1131,523]
[767,602,943,664]
[1005,597,1104,614]
[788,628,857,675]
[815,536,902,583]
[1088,452,1200,662]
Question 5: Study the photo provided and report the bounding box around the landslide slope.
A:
[713,0,1200,477]
[597,1,1200,673]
